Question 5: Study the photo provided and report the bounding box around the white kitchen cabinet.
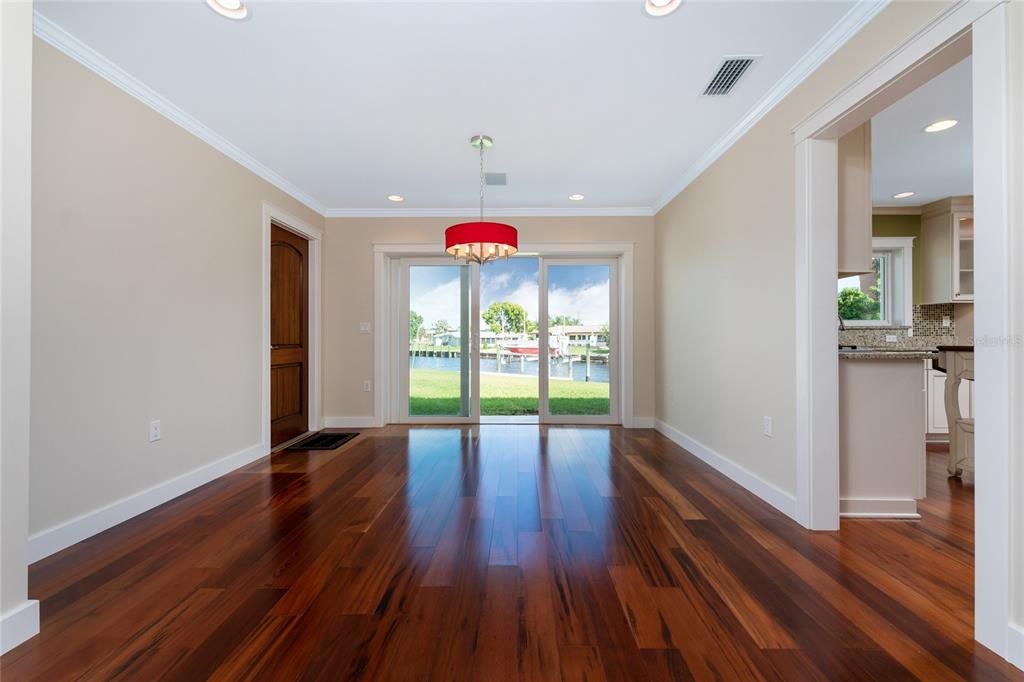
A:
[920,196,974,303]
[926,365,973,435]
[837,122,874,277]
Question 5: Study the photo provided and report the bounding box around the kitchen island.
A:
[839,349,936,519]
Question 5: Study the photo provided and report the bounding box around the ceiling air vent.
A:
[485,172,507,186]
[702,56,757,96]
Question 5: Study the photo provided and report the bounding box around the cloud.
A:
[411,271,610,330]
[411,277,464,328]
[549,281,610,326]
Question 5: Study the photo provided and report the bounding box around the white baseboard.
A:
[0,600,39,655]
[322,416,381,428]
[840,497,921,519]
[627,416,656,429]
[1009,622,1024,671]
[654,419,799,523]
[28,442,266,563]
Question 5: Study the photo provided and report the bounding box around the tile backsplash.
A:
[839,304,957,349]
[912,303,956,337]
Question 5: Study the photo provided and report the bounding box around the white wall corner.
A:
[27,442,266,563]
[654,419,799,523]
[0,600,40,655]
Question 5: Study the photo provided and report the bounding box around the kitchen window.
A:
[838,237,914,327]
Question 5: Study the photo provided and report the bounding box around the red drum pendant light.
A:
[444,135,518,265]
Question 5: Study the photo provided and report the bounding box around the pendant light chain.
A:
[478,142,484,261]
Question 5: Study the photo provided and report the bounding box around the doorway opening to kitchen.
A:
[837,52,974,521]
[794,3,1017,660]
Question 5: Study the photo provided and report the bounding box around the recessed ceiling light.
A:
[205,0,247,20]
[924,119,958,133]
[892,191,915,199]
[568,194,585,201]
[387,195,404,202]
[644,0,683,17]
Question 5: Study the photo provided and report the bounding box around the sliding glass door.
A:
[541,260,617,424]
[397,255,617,424]
[480,257,540,418]
[400,259,476,422]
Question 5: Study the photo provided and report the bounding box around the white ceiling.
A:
[871,56,973,207]
[36,0,864,215]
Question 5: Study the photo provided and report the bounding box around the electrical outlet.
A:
[362,380,372,393]
[149,420,161,443]
[942,315,951,327]
[762,416,773,438]
[359,322,371,334]
[885,334,898,343]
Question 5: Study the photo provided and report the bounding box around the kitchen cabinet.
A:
[920,196,974,303]
[925,365,973,435]
[840,356,927,518]
[837,121,874,277]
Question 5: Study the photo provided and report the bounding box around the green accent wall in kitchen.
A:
[873,213,922,304]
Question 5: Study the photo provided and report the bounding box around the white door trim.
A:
[261,201,323,452]
[792,0,1019,665]
[374,241,635,427]
[794,136,840,531]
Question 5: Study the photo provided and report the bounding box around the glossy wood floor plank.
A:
[2,427,1021,681]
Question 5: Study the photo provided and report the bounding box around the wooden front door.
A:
[270,224,309,446]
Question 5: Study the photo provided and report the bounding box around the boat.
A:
[500,339,562,358]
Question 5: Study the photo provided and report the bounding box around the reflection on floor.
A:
[3,427,1019,680]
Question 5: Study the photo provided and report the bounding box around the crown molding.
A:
[33,10,652,220]
[32,10,329,216]
[323,206,654,218]
[35,3,884,221]
[651,0,890,214]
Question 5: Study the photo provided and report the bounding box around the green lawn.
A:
[409,368,609,416]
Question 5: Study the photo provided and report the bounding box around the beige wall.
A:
[2,0,34,620]
[654,2,952,495]
[29,41,322,535]
[323,216,655,420]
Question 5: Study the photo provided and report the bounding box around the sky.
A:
[409,258,610,329]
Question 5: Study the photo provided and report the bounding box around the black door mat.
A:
[286,432,358,451]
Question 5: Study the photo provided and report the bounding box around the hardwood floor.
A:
[2,427,1019,681]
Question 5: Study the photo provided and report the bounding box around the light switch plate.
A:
[762,416,773,438]
[359,322,371,334]
[942,316,951,327]
[149,420,161,442]
[362,380,372,393]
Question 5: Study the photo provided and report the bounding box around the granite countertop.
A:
[839,349,938,360]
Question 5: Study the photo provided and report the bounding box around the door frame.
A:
[791,1,1020,664]
[375,241,635,427]
[261,201,323,452]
